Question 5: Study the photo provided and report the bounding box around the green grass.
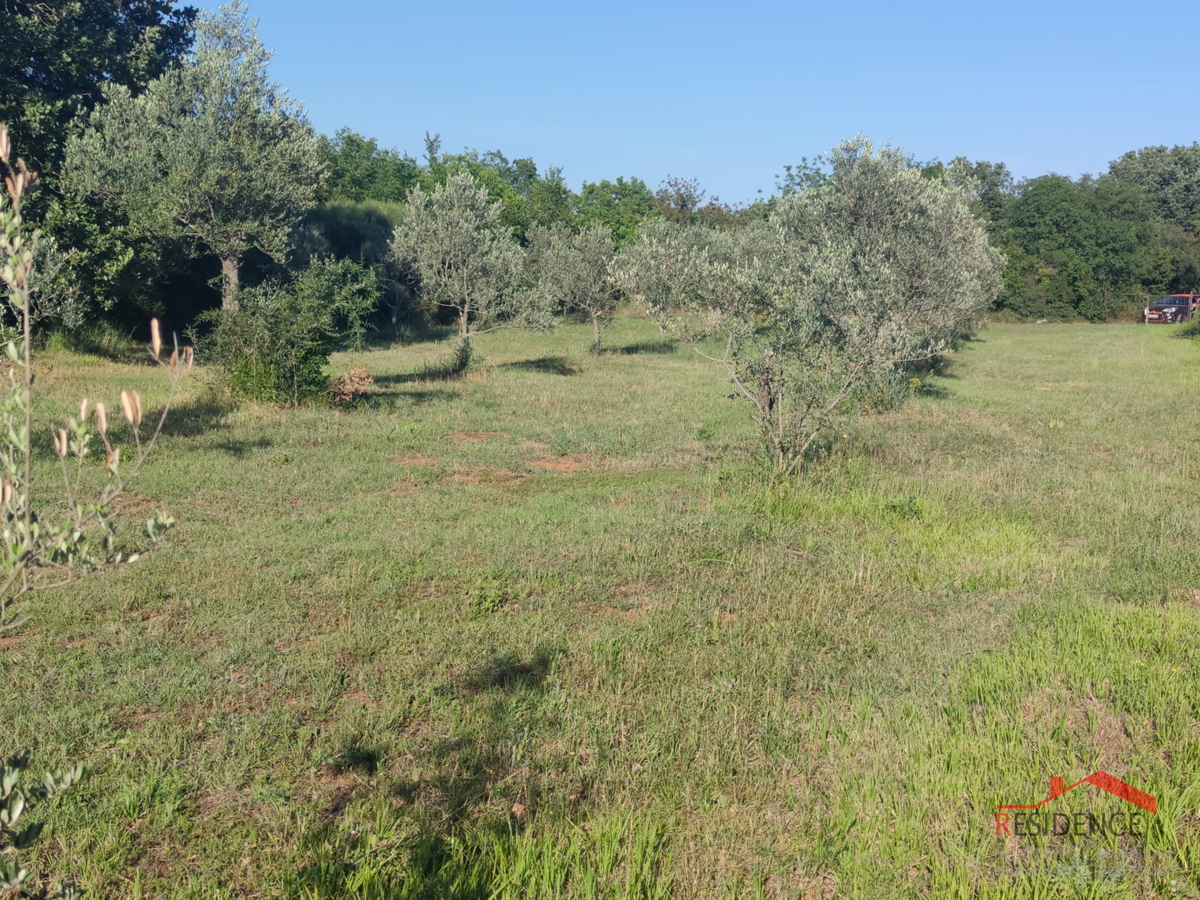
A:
[3,317,1200,898]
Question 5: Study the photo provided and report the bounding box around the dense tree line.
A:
[2,0,1197,348]
[934,151,1200,320]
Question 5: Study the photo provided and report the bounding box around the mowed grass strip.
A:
[2,319,1199,898]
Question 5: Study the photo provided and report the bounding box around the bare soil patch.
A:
[529,453,592,473]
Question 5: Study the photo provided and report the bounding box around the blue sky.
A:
[199,0,1197,204]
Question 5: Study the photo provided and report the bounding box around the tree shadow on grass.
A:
[156,389,237,438]
[499,356,580,376]
[213,437,273,458]
[917,383,953,400]
[607,338,677,355]
[357,385,461,408]
[290,646,565,899]
[457,646,560,693]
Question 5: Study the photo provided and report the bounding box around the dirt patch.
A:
[529,453,592,473]
[448,431,508,442]
[1022,687,1136,765]
[1067,698,1135,763]
[391,455,437,466]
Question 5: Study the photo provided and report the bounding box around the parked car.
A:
[1142,294,1200,323]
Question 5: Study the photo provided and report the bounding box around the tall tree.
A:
[0,0,196,176]
[652,175,739,228]
[64,1,322,310]
[946,158,1015,232]
[1000,175,1164,320]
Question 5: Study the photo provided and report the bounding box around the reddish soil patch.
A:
[391,455,437,466]
[529,453,591,473]
[448,431,508,442]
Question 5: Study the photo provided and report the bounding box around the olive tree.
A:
[526,222,618,353]
[64,2,322,310]
[612,217,714,333]
[390,171,534,358]
[620,138,1002,478]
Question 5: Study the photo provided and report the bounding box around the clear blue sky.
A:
[198,0,1198,204]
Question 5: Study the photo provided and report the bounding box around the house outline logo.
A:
[995,772,1157,839]
[998,772,1156,814]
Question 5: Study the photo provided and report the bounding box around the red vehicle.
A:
[1142,294,1200,323]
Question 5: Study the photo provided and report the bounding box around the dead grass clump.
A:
[330,366,375,404]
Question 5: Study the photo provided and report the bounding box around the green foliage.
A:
[316,128,418,204]
[39,323,141,362]
[1177,317,1200,339]
[200,257,378,404]
[390,171,543,347]
[944,157,1015,232]
[419,138,578,240]
[651,176,742,229]
[526,222,618,352]
[999,175,1165,320]
[0,0,195,177]
[295,201,408,272]
[0,753,85,899]
[576,177,658,246]
[294,200,415,337]
[619,137,1001,477]
[1108,143,1200,230]
[64,1,323,310]
[0,0,197,334]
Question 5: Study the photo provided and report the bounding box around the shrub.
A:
[1177,318,1200,339]
[200,257,378,405]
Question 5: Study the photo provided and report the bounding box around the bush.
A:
[200,258,378,405]
[1177,318,1200,339]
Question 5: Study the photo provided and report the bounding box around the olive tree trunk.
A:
[221,255,241,311]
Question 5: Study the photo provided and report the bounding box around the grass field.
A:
[3,318,1200,899]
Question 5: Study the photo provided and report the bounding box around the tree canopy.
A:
[64,1,323,310]
[0,0,196,175]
